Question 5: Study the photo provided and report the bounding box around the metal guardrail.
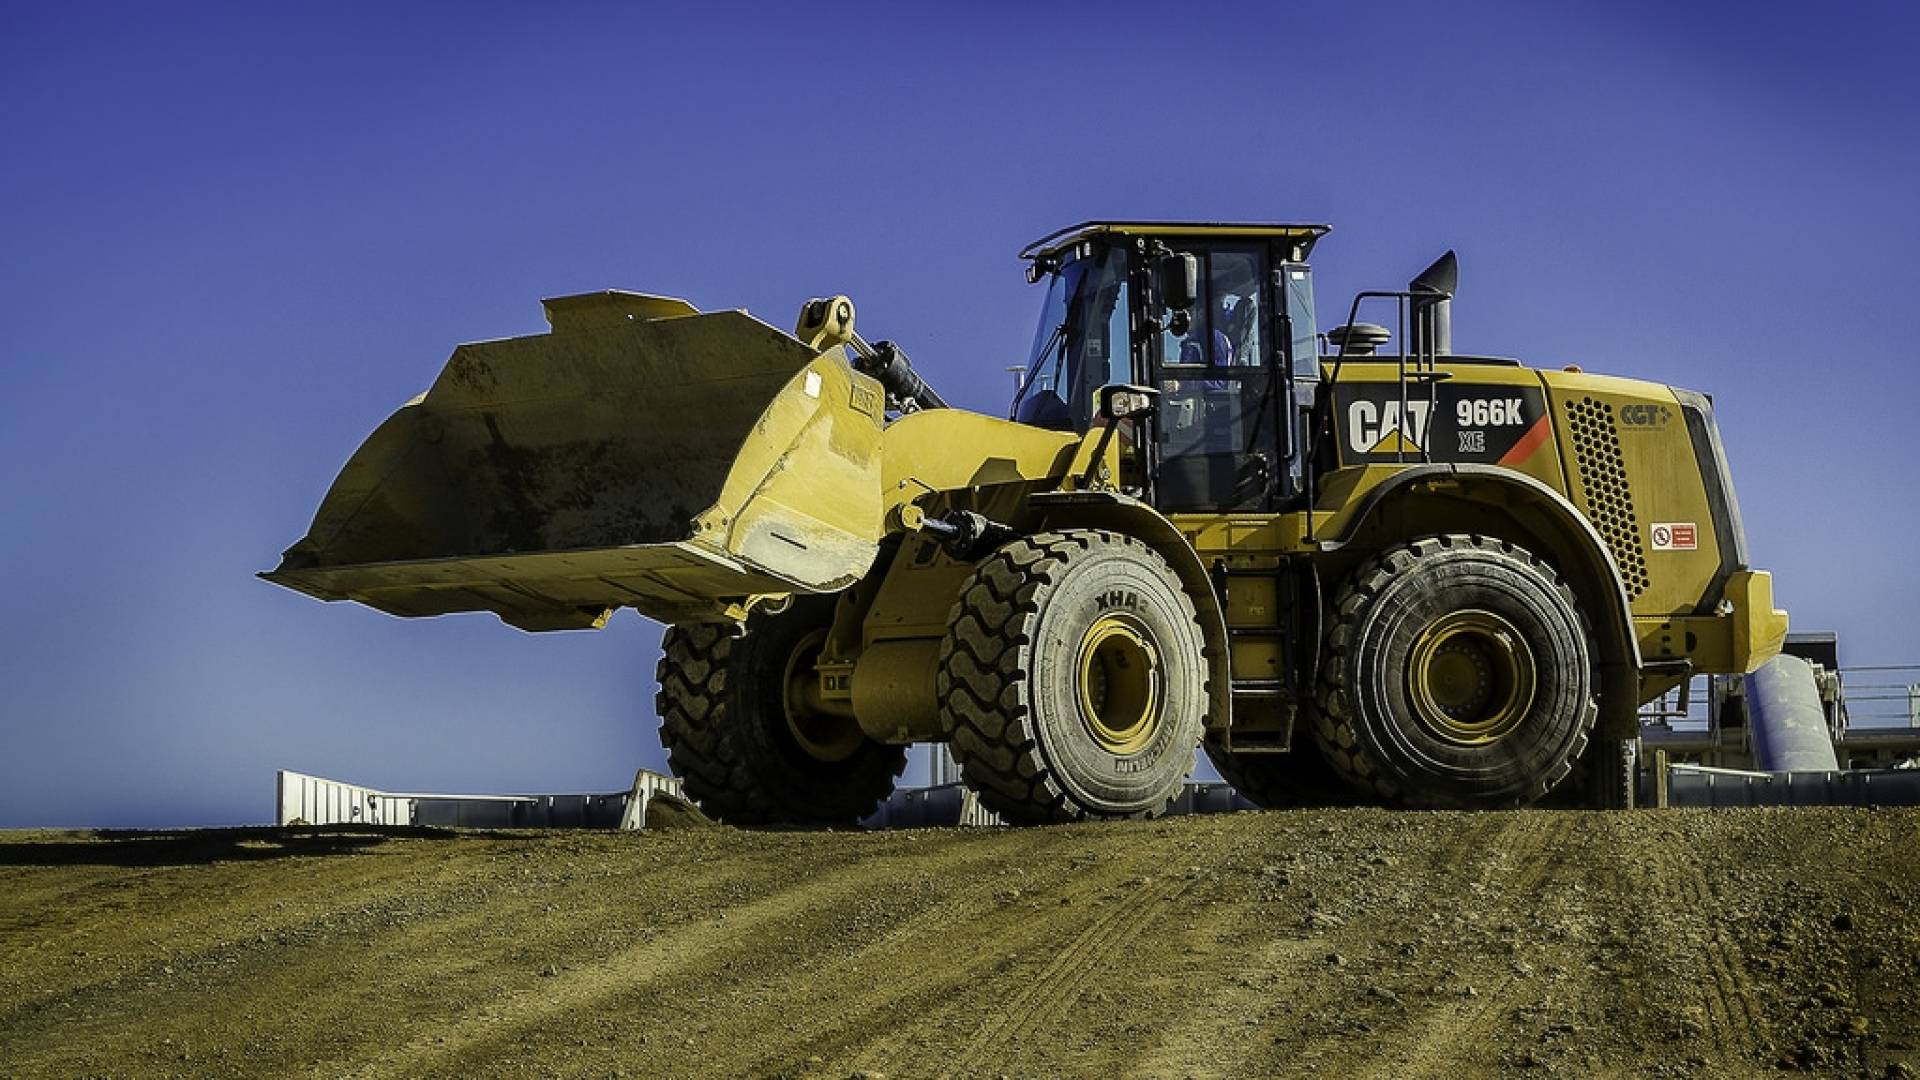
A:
[618,770,692,830]
[1650,761,1920,808]
[276,769,681,829]
[860,780,1255,829]
[279,768,1257,831]
[277,771,426,827]
[861,784,1003,829]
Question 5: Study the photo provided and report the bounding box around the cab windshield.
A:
[1009,247,1129,431]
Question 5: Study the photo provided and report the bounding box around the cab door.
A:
[1148,244,1287,512]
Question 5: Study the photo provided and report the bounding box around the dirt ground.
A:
[3,808,1918,1079]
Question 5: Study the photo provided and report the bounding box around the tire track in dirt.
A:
[334,833,1049,1079]
[1348,812,1572,1080]
[1101,816,1334,1080]
[824,818,1274,1079]
[1117,930,1323,1080]
[950,873,1193,1075]
[2,844,790,1078]
[684,829,1100,1076]
[1612,817,1769,1065]
[825,831,1224,1078]
[0,848,514,1053]
[10,810,1919,1079]
[964,820,1305,1077]
[1683,868,1763,1055]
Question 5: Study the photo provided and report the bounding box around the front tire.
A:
[1313,534,1597,809]
[938,530,1209,825]
[656,596,906,827]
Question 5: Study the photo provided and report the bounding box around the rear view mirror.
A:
[1081,383,1162,489]
[1098,383,1161,422]
[1158,253,1198,312]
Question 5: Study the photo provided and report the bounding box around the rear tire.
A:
[938,530,1208,825]
[1313,534,1597,809]
[657,597,906,827]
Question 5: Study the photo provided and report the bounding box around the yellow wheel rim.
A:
[1076,614,1162,755]
[782,628,863,762]
[1406,609,1536,746]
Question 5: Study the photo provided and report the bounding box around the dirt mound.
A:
[3,809,1916,1077]
[638,791,713,830]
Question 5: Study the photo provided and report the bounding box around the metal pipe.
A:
[1745,654,1841,772]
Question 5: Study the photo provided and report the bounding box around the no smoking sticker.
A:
[1650,522,1698,551]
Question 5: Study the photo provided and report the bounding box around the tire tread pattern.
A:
[1311,533,1597,808]
[937,529,1202,825]
[656,621,906,828]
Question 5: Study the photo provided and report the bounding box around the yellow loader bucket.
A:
[263,292,886,630]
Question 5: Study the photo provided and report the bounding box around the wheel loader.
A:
[264,221,1789,825]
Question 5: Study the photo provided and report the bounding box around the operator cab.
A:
[1012,221,1328,513]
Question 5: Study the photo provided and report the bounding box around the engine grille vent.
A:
[1566,397,1648,599]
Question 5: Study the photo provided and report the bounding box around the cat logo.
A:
[1348,399,1432,454]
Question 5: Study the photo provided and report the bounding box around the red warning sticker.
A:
[1650,523,1698,551]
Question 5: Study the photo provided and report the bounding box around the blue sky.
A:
[2,2,1916,826]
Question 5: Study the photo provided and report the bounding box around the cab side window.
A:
[1161,248,1264,371]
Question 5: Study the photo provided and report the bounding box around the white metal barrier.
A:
[277,770,419,826]
[617,769,690,829]
[279,766,1250,830]
[276,769,683,829]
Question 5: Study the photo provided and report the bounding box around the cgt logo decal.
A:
[1620,403,1673,428]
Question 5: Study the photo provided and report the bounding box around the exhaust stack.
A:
[1409,249,1457,356]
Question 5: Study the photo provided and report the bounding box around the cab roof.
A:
[1020,220,1332,263]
